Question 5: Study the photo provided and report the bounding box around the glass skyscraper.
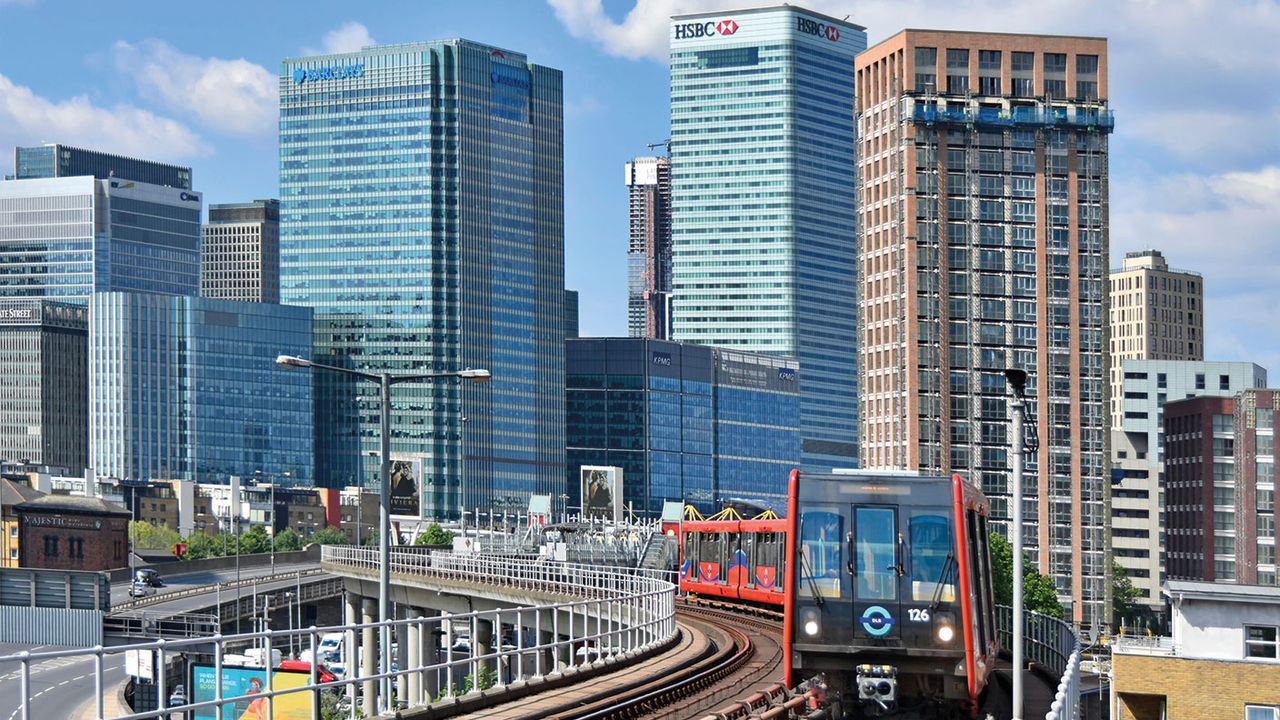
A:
[0,174,201,302]
[669,6,865,472]
[89,292,314,485]
[566,337,800,516]
[280,41,565,517]
[13,143,192,189]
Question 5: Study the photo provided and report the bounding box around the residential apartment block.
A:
[625,156,673,340]
[1114,361,1266,608]
[855,29,1112,623]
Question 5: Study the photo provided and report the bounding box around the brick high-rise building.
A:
[201,199,280,303]
[855,30,1113,624]
[1109,249,1204,427]
[1165,395,1241,583]
[625,156,672,340]
[1233,389,1277,587]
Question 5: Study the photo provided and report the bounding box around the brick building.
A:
[1,476,45,568]
[15,494,130,571]
[1112,581,1280,719]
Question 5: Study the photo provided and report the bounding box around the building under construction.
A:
[625,155,673,340]
[854,30,1113,626]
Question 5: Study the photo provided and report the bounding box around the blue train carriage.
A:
[783,469,999,718]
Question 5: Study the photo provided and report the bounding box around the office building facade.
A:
[625,155,672,340]
[855,30,1113,624]
[0,175,201,302]
[0,300,88,473]
[670,6,865,472]
[201,199,281,303]
[566,337,800,515]
[89,292,314,486]
[280,41,565,516]
[564,289,579,338]
[1109,249,1203,428]
[14,144,192,189]
[1114,360,1266,607]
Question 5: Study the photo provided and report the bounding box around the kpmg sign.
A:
[293,63,365,85]
[673,18,739,39]
[652,351,673,367]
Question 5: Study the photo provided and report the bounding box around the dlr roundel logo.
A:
[673,18,739,40]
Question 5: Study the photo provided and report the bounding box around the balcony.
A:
[912,102,1115,132]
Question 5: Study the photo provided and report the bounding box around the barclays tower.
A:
[280,42,565,517]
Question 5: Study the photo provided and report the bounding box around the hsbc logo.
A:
[797,17,840,42]
[673,18,739,40]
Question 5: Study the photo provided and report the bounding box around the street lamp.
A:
[1004,367,1039,720]
[275,354,490,713]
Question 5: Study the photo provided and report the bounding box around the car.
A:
[128,581,155,598]
[277,660,338,684]
[134,568,163,587]
[168,684,186,706]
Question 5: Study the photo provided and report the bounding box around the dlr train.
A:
[679,470,999,718]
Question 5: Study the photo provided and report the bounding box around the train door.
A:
[851,505,901,640]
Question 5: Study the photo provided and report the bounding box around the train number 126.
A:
[907,608,931,622]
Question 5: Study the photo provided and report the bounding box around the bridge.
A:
[0,547,1083,719]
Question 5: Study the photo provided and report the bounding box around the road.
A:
[0,642,126,720]
[0,560,326,719]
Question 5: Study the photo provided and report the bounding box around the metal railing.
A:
[112,568,328,613]
[996,605,1082,720]
[0,550,677,720]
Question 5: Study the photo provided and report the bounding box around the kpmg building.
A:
[280,42,565,516]
[0,147,201,301]
[669,6,866,472]
[89,293,314,485]
[566,337,800,515]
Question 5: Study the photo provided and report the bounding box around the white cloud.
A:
[112,39,277,137]
[303,21,376,56]
[0,71,207,166]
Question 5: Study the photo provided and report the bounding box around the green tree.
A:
[129,521,182,551]
[182,531,223,560]
[238,525,271,555]
[311,527,351,545]
[274,527,305,552]
[1111,561,1154,631]
[989,532,1065,619]
[415,522,454,546]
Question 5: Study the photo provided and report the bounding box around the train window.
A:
[855,506,898,601]
[757,532,783,592]
[742,532,755,587]
[964,509,984,655]
[908,511,955,602]
[701,531,722,582]
[800,507,847,598]
[683,531,698,568]
[976,514,995,651]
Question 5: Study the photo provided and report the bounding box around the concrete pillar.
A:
[361,596,378,712]
[396,610,410,707]
[474,617,494,686]
[343,593,359,709]
[405,608,422,706]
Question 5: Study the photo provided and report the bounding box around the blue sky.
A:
[1,0,1276,372]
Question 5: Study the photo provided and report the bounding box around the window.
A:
[1196,373,1206,390]
[1221,375,1231,391]
[909,511,955,601]
[1214,414,1234,434]
[979,50,1001,71]
[800,507,847,598]
[1246,707,1278,720]
[855,506,898,601]
[1259,408,1275,430]
[1044,53,1067,73]
[1011,51,1034,72]
[1077,54,1099,74]
[1245,626,1279,659]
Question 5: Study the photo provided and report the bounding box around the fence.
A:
[996,605,1082,720]
[0,549,677,720]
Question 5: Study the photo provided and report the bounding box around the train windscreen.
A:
[799,507,847,598]
[854,507,897,601]
[908,511,956,602]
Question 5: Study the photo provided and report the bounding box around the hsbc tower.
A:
[669,6,866,475]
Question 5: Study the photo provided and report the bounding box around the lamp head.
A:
[276,354,313,369]
[458,368,492,383]
[1003,368,1028,396]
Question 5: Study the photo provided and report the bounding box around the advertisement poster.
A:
[389,455,422,517]
[580,466,623,522]
[191,665,312,720]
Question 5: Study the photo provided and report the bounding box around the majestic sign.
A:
[673,18,739,40]
[293,63,364,85]
[797,16,840,42]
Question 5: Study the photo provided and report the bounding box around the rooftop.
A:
[14,494,131,517]
[0,477,45,510]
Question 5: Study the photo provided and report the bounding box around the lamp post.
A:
[276,354,490,713]
[1004,368,1038,720]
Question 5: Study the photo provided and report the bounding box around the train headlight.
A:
[935,612,956,643]
[800,606,821,636]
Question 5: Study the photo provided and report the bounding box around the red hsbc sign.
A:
[674,19,739,39]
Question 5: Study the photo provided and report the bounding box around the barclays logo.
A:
[294,63,365,85]
[179,192,200,202]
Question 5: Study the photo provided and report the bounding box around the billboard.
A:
[389,455,423,517]
[581,466,622,522]
[191,665,312,720]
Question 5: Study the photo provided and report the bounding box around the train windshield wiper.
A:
[799,550,826,607]
[929,551,956,610]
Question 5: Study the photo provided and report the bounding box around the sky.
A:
[0,0,1276,372]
